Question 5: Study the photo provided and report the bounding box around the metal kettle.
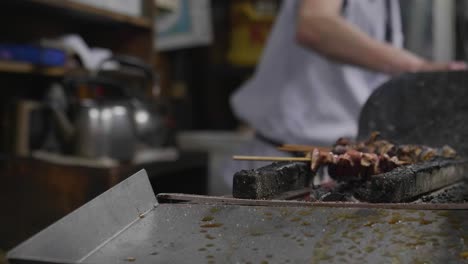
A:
[48,77,137,161]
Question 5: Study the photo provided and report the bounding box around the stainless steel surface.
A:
[131,99,168,147]
[52,99,137,160]
[76,100,136,160]
[84,204,468,264]
[7,170,156,264]
[7,170,468,263]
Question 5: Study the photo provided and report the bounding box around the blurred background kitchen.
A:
[0,0,466,261]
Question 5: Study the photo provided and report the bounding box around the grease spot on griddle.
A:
[124,257,136,262]
[202,216,214,222]
[250,231,265,237]
[297,210,312,216]
[205,234,216,240]
[419,218,433,225]
[364,221,377,227]
[364,246,376,253]
[210,207,221,214]
[200,223,223,228]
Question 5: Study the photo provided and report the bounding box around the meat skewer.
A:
[234,132,457,182]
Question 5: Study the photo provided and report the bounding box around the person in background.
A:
[224,0,466,187]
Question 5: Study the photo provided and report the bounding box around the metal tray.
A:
[8,170,468,263]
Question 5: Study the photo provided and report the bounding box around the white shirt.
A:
[230,0,403,146]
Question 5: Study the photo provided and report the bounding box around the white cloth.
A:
[224,0,403,188]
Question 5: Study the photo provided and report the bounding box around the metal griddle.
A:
[7,170,468,264]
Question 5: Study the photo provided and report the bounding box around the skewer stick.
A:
[232,155,311,162]
[278,144,331,153]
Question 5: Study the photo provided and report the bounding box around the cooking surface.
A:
[8,171,468,264]
[86,204,468,263]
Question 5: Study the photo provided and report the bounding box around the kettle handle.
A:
[96,55,154,85]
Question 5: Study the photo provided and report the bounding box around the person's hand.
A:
[417,61,468,72]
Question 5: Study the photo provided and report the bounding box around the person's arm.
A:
[296,0,465,75]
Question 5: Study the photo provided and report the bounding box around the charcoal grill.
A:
[7,72,468,263]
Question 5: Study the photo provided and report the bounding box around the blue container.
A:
[0,44,66,67]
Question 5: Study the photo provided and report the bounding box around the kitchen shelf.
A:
[0,60,67,77]
[26,0,152,30]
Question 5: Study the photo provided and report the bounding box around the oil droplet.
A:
[250,231,264,237]
[198,248,207,251]
[298,210,312,216]
[206,255,214,259]
[125,257,136,262]
[437,211,450,217]
[206,244,214,247]
[419,218,432,225]
[210,207,220,214]
[202,216,214,222]
[290,217,301,222]
[200,223,223,228]
[301,222,311,226]
[388,217,400,225]
[364,221,377,227]
[283,233,291,238]
[150,252,158,255]
[364,246,376,253]
[205,234,216,240]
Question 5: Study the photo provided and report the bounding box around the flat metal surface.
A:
[8,171,468,264]
[7,170,156,264]
[84,203,468,263]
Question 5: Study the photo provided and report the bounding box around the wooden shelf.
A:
[27,0,153,30]
[0,60,67,77]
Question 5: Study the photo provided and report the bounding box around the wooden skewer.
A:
[232,155,311,162]
[278,144,331,153]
